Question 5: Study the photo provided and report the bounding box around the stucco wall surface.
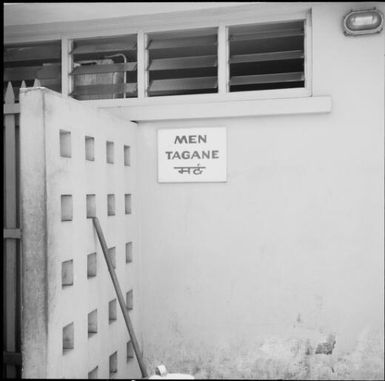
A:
[20,89,140,379]
[124,2,384,379]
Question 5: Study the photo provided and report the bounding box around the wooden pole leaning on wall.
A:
[92,217,148,379]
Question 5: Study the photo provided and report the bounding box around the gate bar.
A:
[4,229,22,239]
[92,217,148,379]
[3,351,22,366]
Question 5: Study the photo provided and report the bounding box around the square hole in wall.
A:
[88,366,98,379]
[63,322,74,353]
[126,290,133,310]
[88,309,98,337]
[109,299,117,323]
[85,136,95,161]
[109,351,118,376]
[124,145,131,166]
[61,195,73,221]
[108,247,116,269]
[87,253,97,278]
[106,141,114,164]
[107,194,115,216]
[127,341,134,361]
[125,242,133,263]
[125,194,132,214]
[86,194,96,218]
[62,260,73,287]
[60,130,71,158]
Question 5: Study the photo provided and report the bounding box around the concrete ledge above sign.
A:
[99,96,332,122]
[158,128,227,183]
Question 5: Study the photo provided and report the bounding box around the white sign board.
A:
[158,127,227,183]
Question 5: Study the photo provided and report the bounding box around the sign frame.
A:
[157,127,227,183]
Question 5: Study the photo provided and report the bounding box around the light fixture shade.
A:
[343,9,384,36]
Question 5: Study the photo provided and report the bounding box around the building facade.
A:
[3,2,385,379]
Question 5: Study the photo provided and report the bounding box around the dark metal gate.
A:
[3,82,22,378]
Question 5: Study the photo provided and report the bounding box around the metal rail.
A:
[92,217,148,378]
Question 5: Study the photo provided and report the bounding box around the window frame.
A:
[68,33,138,100]
[145,26,219,97]
[225,19,308,95]
[4,39,63,94]
[5,8,313,105]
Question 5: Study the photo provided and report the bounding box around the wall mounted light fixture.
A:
[343,8,384,36]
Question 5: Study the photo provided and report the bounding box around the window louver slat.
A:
[231,72,304,86]
[229,20,305,92]
[147,28,218,97]
[71,83,137,96]
[149,55,217,71]
[4,64,61,81]
[38,78,62,87]
[71,41,136,56]
[149,77,217,94]
[230,50,304,64]
[38,80,61,93]
[4,42,62,97]
[230,29,304,42]
[4,44,61,62]
[71,62,137,75]
[148,35,217,50]
[230,20,303,34]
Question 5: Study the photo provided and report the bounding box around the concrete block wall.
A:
[20,88,141,379]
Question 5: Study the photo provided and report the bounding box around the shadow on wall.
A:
[144,327,384,380]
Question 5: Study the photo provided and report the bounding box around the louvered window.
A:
[70,35,137,100]
[229,20,305,92]
[147,28,218,97]
[4,41,62,98]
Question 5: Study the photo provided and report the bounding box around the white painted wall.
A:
[3,2,250,26]
[130,2,385,378]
